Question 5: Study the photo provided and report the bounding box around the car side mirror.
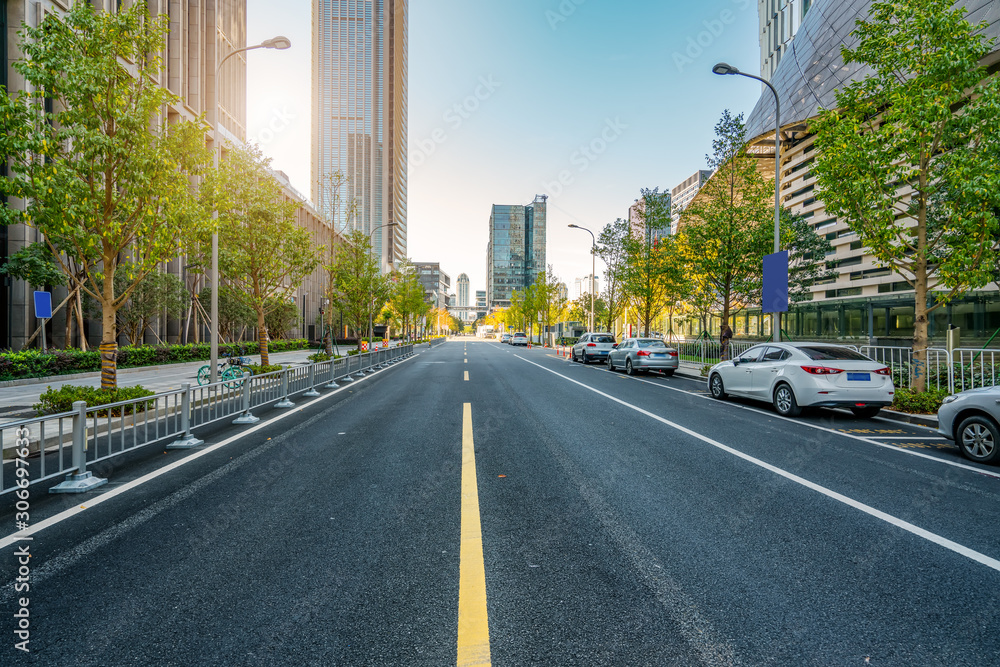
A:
[612,344,618,349]
[732,358,740,366]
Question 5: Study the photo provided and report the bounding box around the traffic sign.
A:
[361,341,369,352]
[34,291,52,319]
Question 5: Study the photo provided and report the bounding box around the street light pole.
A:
[713,62,782,342]
[568,224,596,331]
[209,36,290,382]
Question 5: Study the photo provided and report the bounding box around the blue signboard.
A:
[762,251,789,313]
[33,290,52,319]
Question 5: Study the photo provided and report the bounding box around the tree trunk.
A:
[100,263,118,389]
[257,308,270,366]
[75,289,88,351]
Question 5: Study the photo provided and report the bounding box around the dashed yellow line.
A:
[458,403,491,666]
[464,370,469,381]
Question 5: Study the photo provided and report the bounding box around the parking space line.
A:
[515,355,1000,574]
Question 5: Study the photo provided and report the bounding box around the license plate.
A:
[650,353,664,358]
[847,372,870,381]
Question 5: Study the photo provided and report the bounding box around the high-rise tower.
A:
[486,195,547,310]
[312,0,407,271]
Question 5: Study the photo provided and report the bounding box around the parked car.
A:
[707,342,894,418]
[937,385,1000,464]
[572,332,616,364]
[511,332,528,346]
[500,333,512,344]
[608,338,679,376]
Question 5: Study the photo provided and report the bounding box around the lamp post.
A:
[209,36,291,382]
[712,62,782,342]
[568,224,596,332]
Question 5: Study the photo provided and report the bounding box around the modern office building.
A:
[486,195,547,310]
[312,0,407,272]
[457,273,470,307]
[678,0,1000,343]
[475,290,487,321]
[670,170,713,234]
[573,275,599,300]
[759,0,813,81]
[414,262,450,310]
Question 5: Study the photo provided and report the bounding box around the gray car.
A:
[937,385,1000,464]
[607,338,679,376]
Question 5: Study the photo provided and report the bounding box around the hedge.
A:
[0,339,309,381]
[33,384,156,417]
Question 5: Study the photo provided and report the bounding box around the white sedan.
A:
[707,343,894,418]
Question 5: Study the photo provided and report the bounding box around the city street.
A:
[2,339,999,666]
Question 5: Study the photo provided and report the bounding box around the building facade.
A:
[678,0,1000,344]
[573,275,599,300]
[311,0,407,272]
[475,290,487,321]
[486,195,547,310]
[414,262,450,310]
[457,273,470,307]
[670,170,713,234]
[628,191,671,245]
[759,0,813,81]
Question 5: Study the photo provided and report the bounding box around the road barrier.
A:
[1,345,414,497]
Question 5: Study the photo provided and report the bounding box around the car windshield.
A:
[798,346,871,361]
[592,335,615,344]
[514,332,526,337]
[637,339,667,348]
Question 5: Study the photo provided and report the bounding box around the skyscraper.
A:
[486,195,547,310]
[312,0,407,271]
[457,273,470,307]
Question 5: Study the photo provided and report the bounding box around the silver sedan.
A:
[937,385,1000,464]
[607,338,679,376]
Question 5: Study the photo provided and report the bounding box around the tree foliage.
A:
[114,269,187,345]
[812,0,1000,390]
[327,230,390,350]
[596,218,631,332]
[623,188,682,337]
[0,3,210,387]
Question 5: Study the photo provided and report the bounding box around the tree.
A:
[568,294,608,328]
[812,0,1000,391]
[534,267,567,344]
[114,269,187,345]
[679,110,776,334]
[316,170,358,354]
[328,230,390,350]
[0,3,210,387]
[204,143,320,365]
[623,188,680,337]
[198,286,256,343]
[596,218,631,333]
[782,211,836,304]
[386,260,429,341]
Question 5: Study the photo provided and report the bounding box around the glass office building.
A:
[486,196,547,310]
[312,0,407,271]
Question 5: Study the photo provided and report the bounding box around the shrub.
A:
[308,352,331,362]
[557,337,579,346]
[891,388,950,415]
[33,384,156,417]
[248,363,283,374]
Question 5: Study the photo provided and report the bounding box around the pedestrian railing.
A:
[1,345,414,497]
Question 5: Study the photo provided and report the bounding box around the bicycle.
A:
[197,346,254,388]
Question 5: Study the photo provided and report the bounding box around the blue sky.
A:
[247,0,763,297]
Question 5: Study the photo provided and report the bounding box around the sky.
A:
[247,0,763,300]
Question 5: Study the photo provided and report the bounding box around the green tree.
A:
[386,259,429,341]
[679,110,776,333]
[623,188,680,337]
[0,3,209,387]
[198,286,256,343]
[115,269,187,345]
[812,0,1000,391]
[264,298,300,340]
[204,143,320,365]
[328,230,390,351]
[596,218,631,333]
[534,267,567,344]
[568,294,608,328]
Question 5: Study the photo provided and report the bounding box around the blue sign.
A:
[762,251,789,313]
[33,290,52,319]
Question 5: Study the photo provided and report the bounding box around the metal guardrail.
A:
[0,345,414,497]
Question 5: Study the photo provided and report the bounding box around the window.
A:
[799,346,870,361]
[593,335,615,344]
[761,347,789,362]
[737,347,765,364]
[637,339,666,348]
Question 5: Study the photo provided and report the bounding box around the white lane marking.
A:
[604,366,1000,481]
[514,354,1000,573]
[0,353,421,551]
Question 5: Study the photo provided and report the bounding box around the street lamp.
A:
[209,36,291,382]
[568,224,596,332]
[713,61,783,342]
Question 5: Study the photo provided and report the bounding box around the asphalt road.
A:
[2,339,999,666]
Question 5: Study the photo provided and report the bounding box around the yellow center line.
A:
[458,403,491,666]
[464,370,469,381]
[464,358,468,363]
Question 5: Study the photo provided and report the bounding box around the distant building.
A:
[486,195,547,310]
[475,290,487,321]
[557,282,569,303]
[457,273,470,307]
[670,170,713,234]
[573,275,599,300]
[759,0,813,82]
[413,262,451,309]
[628,191,671,245]
[312,0,408,272]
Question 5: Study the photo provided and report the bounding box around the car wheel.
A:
[581,354,588,365]
[608,357,616,372]
[773,383,802,417]
[956,415,1000,464]
[850,406,881,419]
[709,373,727,399]
[662,369,675,377]
[625,359,635,376]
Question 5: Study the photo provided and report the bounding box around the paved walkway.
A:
[0,342,406,422]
